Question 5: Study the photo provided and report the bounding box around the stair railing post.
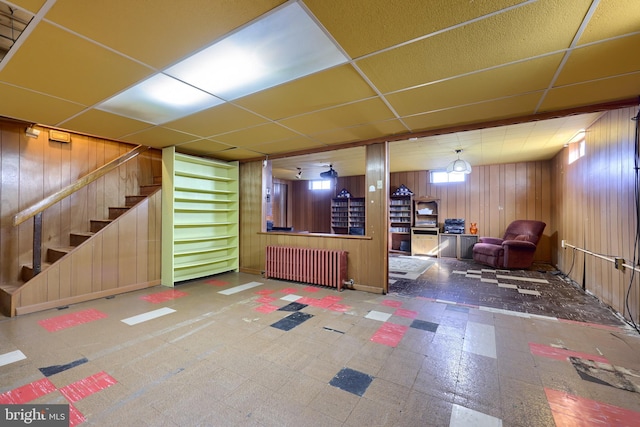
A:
[33,212,42,276]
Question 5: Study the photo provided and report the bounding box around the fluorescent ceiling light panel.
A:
[166,2,349,100]
[97,74,223,124]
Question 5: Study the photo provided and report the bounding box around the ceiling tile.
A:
[175,139,235,157]
[356,0,592,93]
[311,119,408,145]
[0,22,153,105]
[234,64,377,120]
[402,92,543,132]
[246,136,326,155]
[555,34,640,86]
[304,0,525,58]
[120,126,199,147]
[59,109,153,140]
[44,0,286,69]
[211,123,300,148]
[577,0,640,44]
[386,54,564,116]
[279,98,397,135]
[540,73,640,112]
[164,103,268,137]
[0,83,84,125]
[208,148,265,161]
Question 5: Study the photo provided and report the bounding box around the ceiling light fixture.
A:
[446,149,472,174]
[296,168,302,179]
[25,126,40,138]
[95,2,348,124]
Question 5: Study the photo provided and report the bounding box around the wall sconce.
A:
[265,187,271,203]
[25,126,40,138]
[446,149,472,174]
[295,168,302,179]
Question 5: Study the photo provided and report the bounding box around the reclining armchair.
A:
[472,220,546,269]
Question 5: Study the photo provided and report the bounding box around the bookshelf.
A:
[389,185,413,253]
[331,188,365,235]
[162,147,239,286]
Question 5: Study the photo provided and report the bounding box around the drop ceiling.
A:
[0,0,638,179]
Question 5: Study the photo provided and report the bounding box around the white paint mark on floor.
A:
[450,404,502,427]
[122,307,176,326]
[463,321,497,359]
[0,350,26,367]
[218,281,263,295]
[365,310,392,322]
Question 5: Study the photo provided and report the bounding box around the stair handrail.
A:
[13,145,150,226]
[12,144,151,278]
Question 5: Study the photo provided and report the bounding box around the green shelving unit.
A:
[162,147,239,286]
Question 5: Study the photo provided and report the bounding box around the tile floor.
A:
[0,258,639,426]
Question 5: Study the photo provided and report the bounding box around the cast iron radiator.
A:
[264,245,347,291]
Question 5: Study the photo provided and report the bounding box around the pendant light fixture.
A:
[446,149,472,174]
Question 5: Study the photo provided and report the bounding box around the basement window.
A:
[309,180,332,190]
[568,140,586,164]
[430,170,466,183]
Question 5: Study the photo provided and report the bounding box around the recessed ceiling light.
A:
[97,74,223,124]
[95,2,348,124]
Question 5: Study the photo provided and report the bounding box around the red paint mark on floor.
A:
[529,343,609,363]
[322,296,343,303]
[371,323,409,347]
[328,304,351,312]
[279,287,298,294]
[255,304,279,313]
[38,308,108,332]
[303,286,320,293]
[206,279,229,286]
[256,296,277,304]
[381,300,403,308]
[557,318,623,331]
[394,308,418,319]
[545,388,640,426]
[58,371,117,403]
[140,289,188,303]
[255,289,276,295]
[69,403,86,427]
[0,378,57,404]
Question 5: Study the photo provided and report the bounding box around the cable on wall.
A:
[625,107,640,334]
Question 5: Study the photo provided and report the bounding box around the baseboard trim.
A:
[15,280,161,316]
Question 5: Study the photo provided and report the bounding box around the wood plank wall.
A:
[552,107,639,324]
[285,161,552,261]
[14,190,162,315]
[0,119,162,287]
[391,161,552,261]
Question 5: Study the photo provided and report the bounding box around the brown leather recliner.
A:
[472,220,546,269]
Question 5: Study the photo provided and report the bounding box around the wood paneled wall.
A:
[552,107,639,324]
[13,190,162,315]
[391,161,552,261]
[284,161,552,261]
[0,119,162,287]
[289,175,366,233]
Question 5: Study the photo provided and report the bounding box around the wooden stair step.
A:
[21,263,51,282]
[70,231,95,246]
[139,183,161,196]
[90,219,112,233]
[47,246,75,263]
[125,195,146,207]
[0,281,23,295]
[108,206,130,219]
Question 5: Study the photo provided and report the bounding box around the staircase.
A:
[19,180,161,282]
